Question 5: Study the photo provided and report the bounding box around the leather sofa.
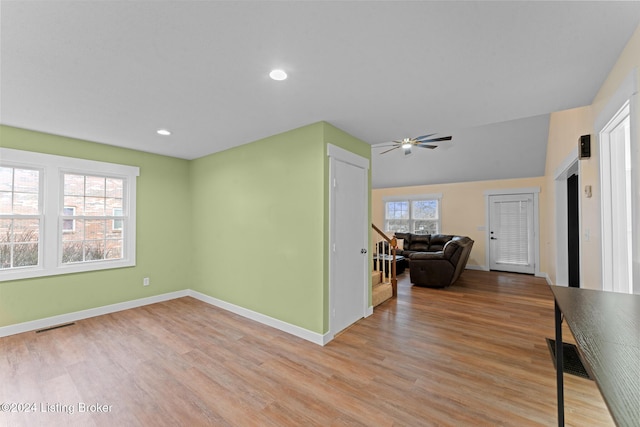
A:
[393,233,474,288]
[393,233,457,256]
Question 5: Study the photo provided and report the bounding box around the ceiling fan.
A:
[378,133,452,155]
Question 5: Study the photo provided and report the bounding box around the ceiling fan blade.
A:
[417,136,452,143]
[414,133,437,141]
[416,144,438,149]
[379,146,401,155]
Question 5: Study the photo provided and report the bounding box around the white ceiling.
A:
[2,1,639,188]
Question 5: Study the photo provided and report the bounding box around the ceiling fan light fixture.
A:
[402,142,412,149]
[269,69,287,81]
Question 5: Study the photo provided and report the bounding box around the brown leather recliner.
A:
[409,236,474,288]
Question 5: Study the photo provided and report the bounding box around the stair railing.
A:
[372,224,398,297]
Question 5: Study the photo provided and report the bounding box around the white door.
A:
[489,194,535,274]
[329,147,368,336]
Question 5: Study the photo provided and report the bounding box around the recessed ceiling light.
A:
[156,129,171,136]
[269,69,287,81]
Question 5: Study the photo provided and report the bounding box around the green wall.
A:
[190,123,327,332]
[0,122,371,337]
[0,126,192,327]
[190,122,370,335]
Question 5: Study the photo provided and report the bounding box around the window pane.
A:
[14,219,39,242]
[84,240,105,261]
[493,200,530,265]
[0,167,12,191]
[412,200,438,219]
[13,192,39,214]
[0,219,11,241]
[413,220,438,235]
[385,201,409,220]
[60,173,129,267]
[62,219,75,232]
[105,239,123,259]
[64,196,84,215]
[0,167,40,214]
[64,174,85,196]
[85,196,105,216]
[13,243,38,267]
[106,198,123,213]
[386,220,410,233]
[62,242,83,263]
[0,192,11,214]
[106,178,124,198]
[85,176,105,197]
[0,244,10,269]
[63,219,84,242]
[109,218,124,235]
[14,169,39,193]
[0,218,40,269]
[85,219,106,240]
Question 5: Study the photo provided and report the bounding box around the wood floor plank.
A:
[0,270,615,426]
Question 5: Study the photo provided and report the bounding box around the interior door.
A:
[567,174,580,287]
[489,194,535,274]
[330,155,368,336]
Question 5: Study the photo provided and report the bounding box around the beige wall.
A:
[543,106,594,287]
[543,23,640,290]
[372,176,546,271]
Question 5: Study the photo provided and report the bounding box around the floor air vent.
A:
[546,338,593,380]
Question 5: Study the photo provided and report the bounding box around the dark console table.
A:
[549,285,640,427]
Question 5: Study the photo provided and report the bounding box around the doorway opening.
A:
[567,173,580,287]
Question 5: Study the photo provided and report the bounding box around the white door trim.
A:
[597,69,639,294]
[484,187,541,276]
[327,144,370,342]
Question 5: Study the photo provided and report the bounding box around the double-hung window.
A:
[0,166,42,269]
[0,148,139,281]
[384,194,442,235]
[61,174,126,264]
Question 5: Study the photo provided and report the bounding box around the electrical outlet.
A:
[143,277,150,287]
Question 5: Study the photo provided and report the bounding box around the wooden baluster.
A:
[390,237,397,296]
[370,223,398,299]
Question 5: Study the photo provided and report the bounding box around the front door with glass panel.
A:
[489,194,535,274]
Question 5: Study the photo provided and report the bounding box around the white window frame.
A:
[383,193,442,235]
[0,148,139,281]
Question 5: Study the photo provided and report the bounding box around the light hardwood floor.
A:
[1,270,614,426]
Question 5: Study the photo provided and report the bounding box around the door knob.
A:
[490,237,497,240]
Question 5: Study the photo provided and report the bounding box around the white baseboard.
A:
[465,264,488,271]
[0,289,351,347]
[188,290,328,346]
[0,290,189,338]
[537,272,553,286]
